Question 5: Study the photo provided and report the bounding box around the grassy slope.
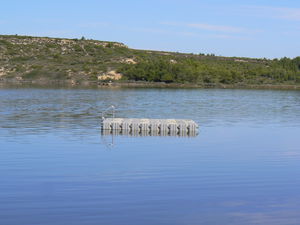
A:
[0,35,299,86]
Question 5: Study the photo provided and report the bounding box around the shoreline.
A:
[1,79,300,90]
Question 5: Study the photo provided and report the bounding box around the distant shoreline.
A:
[1,79,300,90]
[1,35,300,88]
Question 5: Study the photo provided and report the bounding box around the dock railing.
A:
[101,105,115,121]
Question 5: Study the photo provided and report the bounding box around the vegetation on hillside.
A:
[0,35,300,86]
[119,53,300,85]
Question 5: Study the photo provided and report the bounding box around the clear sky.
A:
[1,0,299,58]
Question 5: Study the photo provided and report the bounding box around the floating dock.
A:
[101,118,198,136]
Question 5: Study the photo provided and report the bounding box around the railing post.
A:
[101,105,116,120]
[112,105,115,119]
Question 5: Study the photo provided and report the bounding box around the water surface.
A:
[1,88,300,225]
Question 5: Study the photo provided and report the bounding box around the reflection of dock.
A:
[101,118,198,137]
[101,129,197,137]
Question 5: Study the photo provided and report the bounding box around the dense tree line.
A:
[119,55,300,85]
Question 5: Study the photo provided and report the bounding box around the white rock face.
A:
[120,58,137,64]
[97,70,123,80]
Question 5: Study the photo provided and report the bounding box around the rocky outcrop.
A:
[97,70,123,81]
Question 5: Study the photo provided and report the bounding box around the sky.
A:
[1,0,300,59]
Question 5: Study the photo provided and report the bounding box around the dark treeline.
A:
[119,55,300,84]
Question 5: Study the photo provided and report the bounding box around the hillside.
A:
[1,35,300,86]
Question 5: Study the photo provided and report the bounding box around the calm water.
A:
[0,87,300,225]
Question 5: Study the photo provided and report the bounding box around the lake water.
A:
[0,87,300,225]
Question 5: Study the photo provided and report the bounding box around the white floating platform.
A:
[101,118,198,136]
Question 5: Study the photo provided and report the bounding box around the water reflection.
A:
[100,129,198,150]
[1,88,300,134]
[101,129,198,137]
[1,87,300,225]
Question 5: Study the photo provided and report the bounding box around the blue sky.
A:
[1,0,300,58]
